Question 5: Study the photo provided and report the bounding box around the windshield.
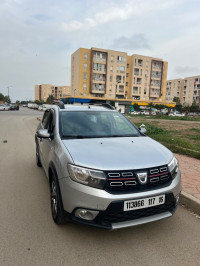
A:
[60,111,141,138]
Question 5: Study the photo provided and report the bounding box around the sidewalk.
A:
[175,153,200,215]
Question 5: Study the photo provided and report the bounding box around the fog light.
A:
[75,209,99,221]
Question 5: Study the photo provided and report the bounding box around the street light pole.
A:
[7,86,12,103]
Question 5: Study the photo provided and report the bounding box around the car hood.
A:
[62,136,173,171]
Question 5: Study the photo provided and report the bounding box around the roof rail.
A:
[89,103,115,110]
[52,100,65,109]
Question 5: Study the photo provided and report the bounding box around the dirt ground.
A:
[128,116,200,131]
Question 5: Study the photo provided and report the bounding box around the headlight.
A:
[168,156,179,179]
[68,164,106,189]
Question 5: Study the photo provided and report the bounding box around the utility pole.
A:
[7,86,12,103]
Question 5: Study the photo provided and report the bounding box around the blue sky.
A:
[0,0,200,101]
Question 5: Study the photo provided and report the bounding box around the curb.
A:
[180,191,200,215]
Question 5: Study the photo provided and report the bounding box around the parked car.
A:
[169,112,185,117]
[9,104,19,110]
[0,104,10,111]
[35,102,181,229]
[130,111,140,115]
[140,110,150,115]
[38,105,43,111]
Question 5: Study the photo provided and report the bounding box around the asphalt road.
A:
[0,108,200,266]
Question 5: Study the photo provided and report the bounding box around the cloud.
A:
[61,0,176,32]
[174,66,200,76]
[111,34,151,51]
[33,14,51,22]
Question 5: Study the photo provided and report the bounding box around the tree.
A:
[173,97,180,104]
[148,102,154,115]
[34,100,44,105]
[183,105,190,115]
[176,104,182,113]
[4,96,11,104]
[46,95,55,104]
[16,100,20,105]
[0,93,5,102]
[133,103,140,111]
[190,101,199,113]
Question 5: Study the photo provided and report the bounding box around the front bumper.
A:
[59,171,181,229]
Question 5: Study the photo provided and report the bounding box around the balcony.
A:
[93,51,106,63]
[93,63,106,73]
[92,73,106,83]
[93,56,106,63]
[150,89,160,97]
[91,84,105,94]
[152,64,162,71]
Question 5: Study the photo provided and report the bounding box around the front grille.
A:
[96,193,175,225]
[104,165,172,194]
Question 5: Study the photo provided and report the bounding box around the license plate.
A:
[124,195,165,211]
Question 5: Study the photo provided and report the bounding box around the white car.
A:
[169,112,185,117]
[140,110,150,115]
[131,111,140,115]
[0,104,10,111]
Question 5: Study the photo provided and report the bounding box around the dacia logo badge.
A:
[136,172,148,184]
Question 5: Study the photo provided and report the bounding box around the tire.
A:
[50,171,67,225]
[36,143,42,167]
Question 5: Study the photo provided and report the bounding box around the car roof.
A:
[59,105,115,112]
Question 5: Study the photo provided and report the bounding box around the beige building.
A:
[71,47,168,103]
[166,79,184,102]
[166,76,200,105]
[35,84,71,102]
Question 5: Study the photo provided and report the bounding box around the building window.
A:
[127,64,129,68]
[83,73,87,80]
[84,53,88,60]
[126,73,129,77]
[111,55,114,62]
[124,57,126,63]
[126,82,128,86]
[117,56,123,63]
[120,66,125,73]
[110,66,113,72]
[138,59,143,66]
[110,75,113,82]
[83,63,87,70]
[83,83,87,90]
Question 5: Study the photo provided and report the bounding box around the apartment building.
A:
[166,76,200,105]
[166,79,184,102]
[71,47,168,103]
[35,84,71,101]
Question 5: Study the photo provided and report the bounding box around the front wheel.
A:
[50,172,67,225]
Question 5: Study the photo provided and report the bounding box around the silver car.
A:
[35,103,181,229]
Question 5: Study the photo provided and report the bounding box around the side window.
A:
[42,111,51,128]
[42,110,54,132]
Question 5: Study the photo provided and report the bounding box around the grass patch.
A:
[130,114,200,122]
[190,128,200,133]
[134,122,200,160]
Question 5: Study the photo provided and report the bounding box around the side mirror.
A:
[37,129,50,138]
[139,126,147,135]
